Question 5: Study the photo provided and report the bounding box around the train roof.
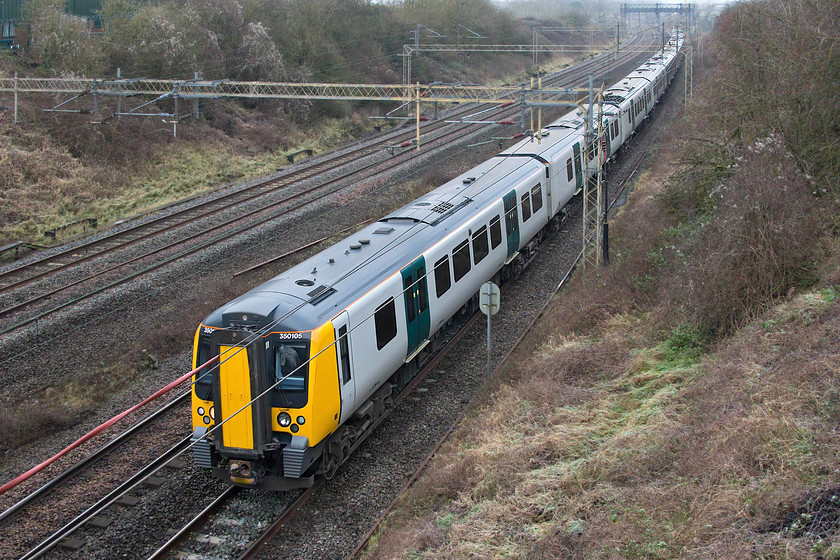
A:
[202,155,544,333]
[203,32,686,334]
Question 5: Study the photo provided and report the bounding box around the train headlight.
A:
[203,416,211,425]
[209,406,215,419]
[197,407,205,416]
[296,416,305,425]
[290,424,299,433]
[277,412,292,427]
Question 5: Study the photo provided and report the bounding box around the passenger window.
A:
[337,325,351,384]
[574,151,582,178]
[566,157,573,181]
[521,192,531,222]
[452,239,471,282]
[374,299,397,350]
[417,267,428,313]
[531,184,543,213]
[434,256,451,297]
[404,276,415,322]
[472,226,489,264]
[490,216,502,249]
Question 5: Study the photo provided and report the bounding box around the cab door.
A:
[211,330,270,458]
[401,256,430,360]
[333,311,356,424]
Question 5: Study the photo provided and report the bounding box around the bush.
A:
[667,138,825,335]
[24,0,106,74]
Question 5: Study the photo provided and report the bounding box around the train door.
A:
[333,311,356,424]
[572,142,583,192]
[401,256,430,360]
[211,331,271,457]
[503,190,520,259]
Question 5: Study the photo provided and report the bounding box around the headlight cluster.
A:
[198,406,213,425]
[277,412,305,431]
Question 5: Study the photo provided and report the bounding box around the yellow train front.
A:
[190,306,342,490]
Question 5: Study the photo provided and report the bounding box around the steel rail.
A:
[145,486,241,560]
[0,391,190,524]
[235,480,325,560]
[18,436,192,560]
[0,150,362,295]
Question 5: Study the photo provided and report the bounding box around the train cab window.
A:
[490,216,502,249]
[194,342,213,401]
[337,325,351,384]
[434,256,451,297]
[521,192,531,222]
[566,158,574,182]
[417,266,428,313]
[271,341,309,408]
[374,298,397,350]
[453,239,471,282]
[531,184,543,213]
[472,226,489,264]
[403,276,415,322]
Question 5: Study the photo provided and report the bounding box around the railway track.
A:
[0,35,652,336]
[16,437,192,560]
[0,391,190,526]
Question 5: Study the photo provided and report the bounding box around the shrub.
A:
[670,139,825,335]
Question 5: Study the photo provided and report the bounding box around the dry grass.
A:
[364,260,840,560]
[0,95,389,245]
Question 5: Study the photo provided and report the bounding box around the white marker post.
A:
[479,282,500,376]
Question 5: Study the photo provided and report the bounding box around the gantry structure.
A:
[621,3,695,27]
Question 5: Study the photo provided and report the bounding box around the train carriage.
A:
[190,29,685,490]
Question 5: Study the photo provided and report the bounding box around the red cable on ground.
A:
[0,357,216,496]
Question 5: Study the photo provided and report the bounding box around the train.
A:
[190,29,685,490]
